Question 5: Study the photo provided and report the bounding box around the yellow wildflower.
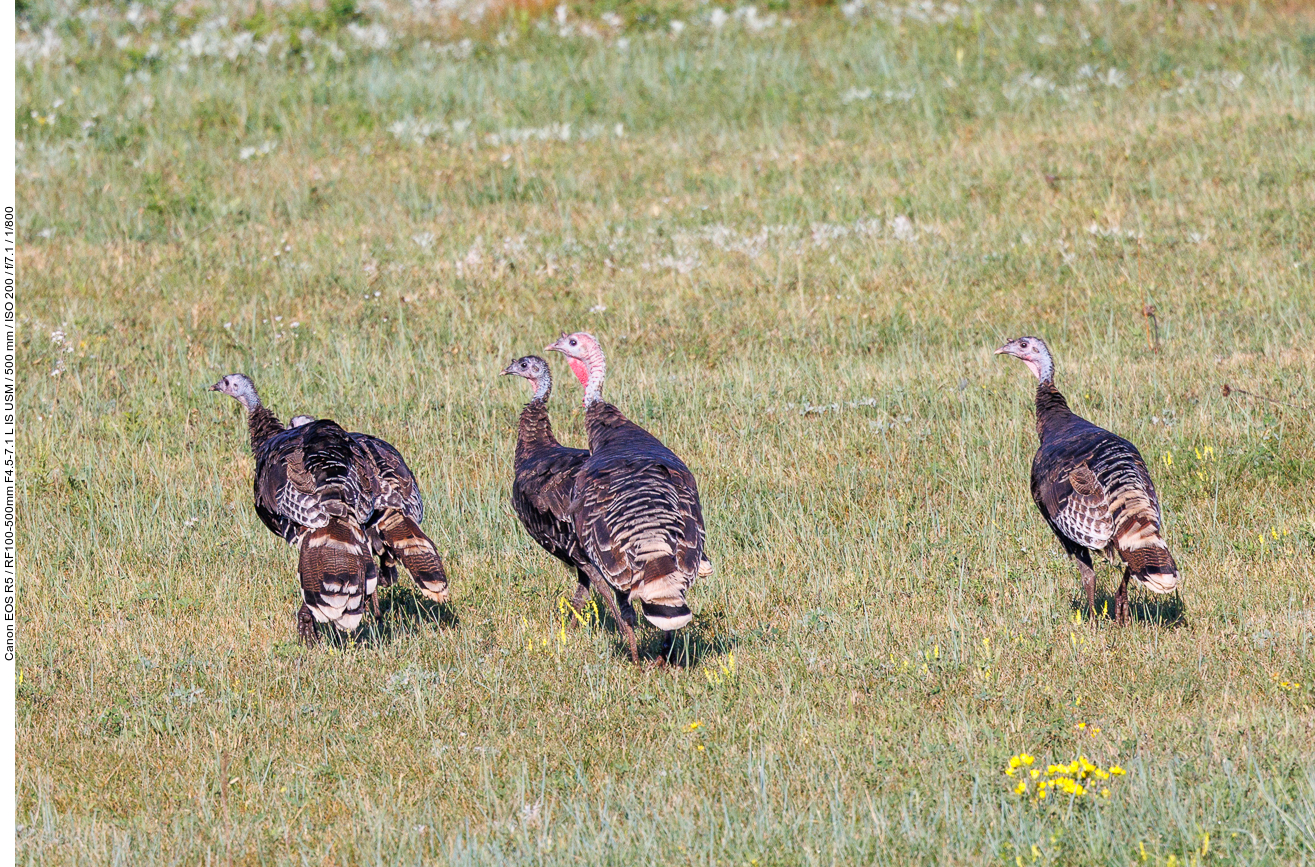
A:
[1110,765,1126,776]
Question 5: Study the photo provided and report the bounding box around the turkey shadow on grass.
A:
[623,607,736,669]
[356,587,460,646]
[1072,591,1188,628]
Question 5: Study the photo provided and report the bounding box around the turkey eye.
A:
[569,339,577,346]
[1020,341,1029,349]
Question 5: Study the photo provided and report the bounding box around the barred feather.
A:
[298,517,376,632]
[375,511,449,602]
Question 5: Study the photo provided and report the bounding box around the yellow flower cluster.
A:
[558,595,601,632]
[1006,753,1126,802]
[704,651,737,684]
[1272,672,1303,691]
[1258,527,1292,547]
[522,596,603,654]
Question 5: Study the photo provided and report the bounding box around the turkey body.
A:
[253,418,380,637]
[573,401,706,646]
[1030,381,1180,621]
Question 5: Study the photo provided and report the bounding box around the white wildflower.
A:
[238,140,277,160]
[1101,68,1129,88]
[346,23,390,50]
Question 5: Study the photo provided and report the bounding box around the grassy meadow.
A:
[15,0,1315,862]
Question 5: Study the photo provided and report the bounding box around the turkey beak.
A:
[208,381,221,391]
[993,343,1012,357]
[499,363,516,376]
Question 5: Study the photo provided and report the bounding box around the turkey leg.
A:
[1076,553,1097,621]
[1115,568,1132,626]
[565,570,592,628]
[580,565,639,663]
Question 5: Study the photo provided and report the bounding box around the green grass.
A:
[16,0,1315,862]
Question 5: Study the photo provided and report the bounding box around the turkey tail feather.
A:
[378,512,449,603]
[631,557,693,630]
[298,517,375,632]
[1109,490,1181,595]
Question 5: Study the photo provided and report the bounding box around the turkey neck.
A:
[1034,380,1075,443]
[516,399,561,461]
[247,405,285,453]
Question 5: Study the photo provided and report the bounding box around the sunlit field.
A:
[15,0,1315,862]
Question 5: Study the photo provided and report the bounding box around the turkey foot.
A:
[655,631,678,667]
[379,559,399,589]
[297,604,319,646]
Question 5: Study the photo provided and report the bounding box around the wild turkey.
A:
[996,337,1181,624]
[288,415,449,607]
[500,356,601,617]
[546,332,708,663]
[211,374,378,643]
